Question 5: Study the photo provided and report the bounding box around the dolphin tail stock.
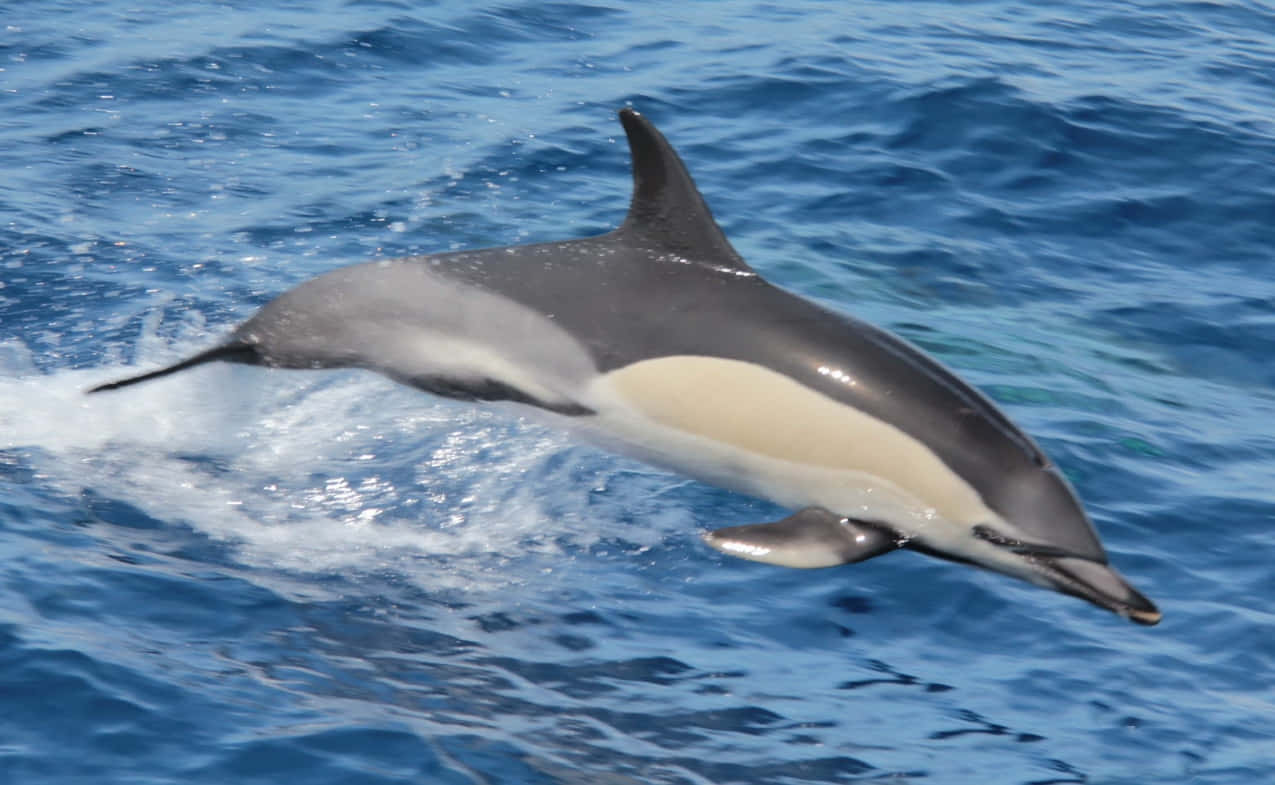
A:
[702,507,902,569]
[87,342,259,394]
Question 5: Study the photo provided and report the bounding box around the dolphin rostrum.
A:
[90,109,1161,625]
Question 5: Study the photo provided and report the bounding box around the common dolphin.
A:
[90,109,1160,625]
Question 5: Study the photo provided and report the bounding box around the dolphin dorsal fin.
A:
[616,108,753,273]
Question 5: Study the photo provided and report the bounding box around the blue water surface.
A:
[2,1,1274,783]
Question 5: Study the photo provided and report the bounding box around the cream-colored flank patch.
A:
[589,355,995,527]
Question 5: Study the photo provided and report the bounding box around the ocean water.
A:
[2,0,1274,782]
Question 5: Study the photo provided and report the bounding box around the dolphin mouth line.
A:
[972,523,1076,559]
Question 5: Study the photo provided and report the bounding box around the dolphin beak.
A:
[1037,556,1162,625]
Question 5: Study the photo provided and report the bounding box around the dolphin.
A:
[89,108,1160,625]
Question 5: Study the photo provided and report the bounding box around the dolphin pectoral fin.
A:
[1039,556,1162,626]
[702,507,900,569]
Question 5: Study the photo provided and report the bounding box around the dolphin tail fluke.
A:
[87,342,258,394]
[702,507,901,569]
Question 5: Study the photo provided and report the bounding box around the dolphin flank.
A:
[90,108,1161,625]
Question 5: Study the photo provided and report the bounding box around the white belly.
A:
[576,355,1002,547]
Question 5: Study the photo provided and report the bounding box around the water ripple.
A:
[3,0,1275,783]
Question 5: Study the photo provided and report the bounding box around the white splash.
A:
[0,336,683,597]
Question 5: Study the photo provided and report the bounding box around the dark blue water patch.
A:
[848,80,1275,268]
[1204,49,1275,94]
[63,161,180,216]
[348,17,507,69]
[674,755,887,785]
[856,246,1055,308]
[0,468,97,550]
[28,60,236,111]
[1161,0,1275,39]
[1097,299,1275,388]
[0,641,214,783]
[25,560,291,646]
[229,131,623,251]
[798,160,958,231]
[1090,4,1209,42]
[837,658,949,695]
[434,734,571,785]
[885,78,1048,156]
[235,200,402,247]
[79,488,170,532]
[300,600,482,662]
[465,3,627,45]
[479,654,695,699]
[700,74,845,118]
[194,726,473,785]
[0,36,77,67]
